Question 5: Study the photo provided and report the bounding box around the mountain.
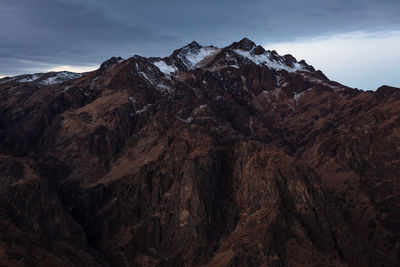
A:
[0,38,399,266]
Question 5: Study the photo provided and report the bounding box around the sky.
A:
[0,0,399,90]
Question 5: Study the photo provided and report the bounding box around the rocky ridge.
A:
[0,38,399,266]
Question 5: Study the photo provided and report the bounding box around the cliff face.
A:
[0,38,399,266]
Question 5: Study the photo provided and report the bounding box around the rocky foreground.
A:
[0,38,399,266]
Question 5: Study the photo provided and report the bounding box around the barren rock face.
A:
[0,38,399,266]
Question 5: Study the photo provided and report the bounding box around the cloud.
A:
[47,65,98,73]
[0,0,180,75]
[0,0,399,80]
[265,30,400,90]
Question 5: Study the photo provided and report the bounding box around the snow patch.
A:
[18,74,42,83]
[136,104,152,114]
[301,73,342,90]
[275,75,282,86]
[281,82,289,88]
[179,46,219,69]
[234,49,307,73]
[153,60,178,75]
[1,71,82,85]
[176,116,193,123]
[129,96,153,116]
[78,87,90,96]
[63,85,72,92]
[292,89,312,104]
[156,83,172,93]
[138,72,153,85]
[89,77,99,89]
[270,88,281,101]
[137,63,175,93]
[241,75,248,91]
[40,72,82,85]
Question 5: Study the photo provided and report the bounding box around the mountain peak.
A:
[168,41,219,70]
[230,37,257,51]
[99,56,124,72]
[185,41,202,49]
[239,37,255,44]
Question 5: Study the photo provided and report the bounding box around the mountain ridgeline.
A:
[0,38,399,266]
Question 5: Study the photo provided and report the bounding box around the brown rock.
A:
[0,38,399,266]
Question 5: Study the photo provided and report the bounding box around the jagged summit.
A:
[229,37,257,51]
[99,56,124,72]
[146,38,312,75]
[185,40,202,49]
[166,41,220,71]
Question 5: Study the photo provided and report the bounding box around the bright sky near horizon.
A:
[265,31,400,91]
[1,0,399,90]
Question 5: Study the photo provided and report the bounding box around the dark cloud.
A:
[1,0,399,75]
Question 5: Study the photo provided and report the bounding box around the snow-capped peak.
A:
[175,43,220,70]
[233,47,307,73]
